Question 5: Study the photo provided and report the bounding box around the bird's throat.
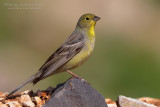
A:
[87,26,95,44]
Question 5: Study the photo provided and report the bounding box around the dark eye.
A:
[85,17,89,20]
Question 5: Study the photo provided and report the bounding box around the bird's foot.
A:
[67,70,90,84]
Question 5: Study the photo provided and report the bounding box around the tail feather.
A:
[6,75,35,99]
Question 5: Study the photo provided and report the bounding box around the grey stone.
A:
[118,95,156,107]
[43,78,107,107]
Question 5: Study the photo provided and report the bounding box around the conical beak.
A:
[93,16,101,21]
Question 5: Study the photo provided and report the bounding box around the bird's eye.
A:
[85,17,89,20]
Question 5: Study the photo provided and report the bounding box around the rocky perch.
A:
[0,78,160,107]
[0,78,107,107]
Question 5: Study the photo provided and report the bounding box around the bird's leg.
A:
[67,70,81,79]
[67,70,89,84]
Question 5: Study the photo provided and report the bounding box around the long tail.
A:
[6,75,35,99]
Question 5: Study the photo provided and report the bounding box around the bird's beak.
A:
[93,16,101,21]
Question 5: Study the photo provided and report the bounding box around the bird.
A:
[6,13,100,98]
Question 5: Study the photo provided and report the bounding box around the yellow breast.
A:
[65,40,94,70]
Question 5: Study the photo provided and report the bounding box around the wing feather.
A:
[32,33,84,84]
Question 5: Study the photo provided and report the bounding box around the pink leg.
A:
[67,70,89,84]
[67,70,82,79]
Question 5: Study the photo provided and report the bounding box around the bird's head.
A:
[77,13,100,29]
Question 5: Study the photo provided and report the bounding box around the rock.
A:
[6,101,22,107]
[138,97,160,107]
[0,104,8,107]
[105,98,117,107]
[20,94,35,107]
[43,78,107,107]
[107,104,117,107]
[32,96,44,106]
[118,96,156,107]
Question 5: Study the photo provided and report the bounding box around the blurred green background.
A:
[0,0,160,100]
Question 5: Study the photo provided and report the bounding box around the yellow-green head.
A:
[76,13,100,29]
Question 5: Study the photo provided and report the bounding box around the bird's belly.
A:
[65,43,93,70]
